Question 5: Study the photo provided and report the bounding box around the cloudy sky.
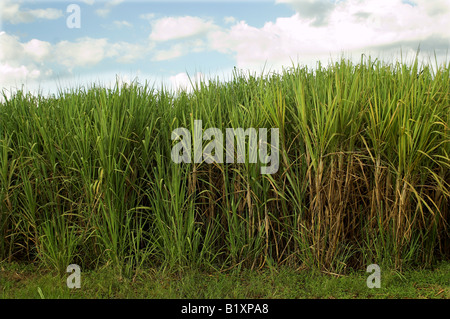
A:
[1,0,449,96]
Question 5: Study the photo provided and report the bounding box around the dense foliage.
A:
[1,57,448,274]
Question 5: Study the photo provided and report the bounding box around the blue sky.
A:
[1,0,449,96]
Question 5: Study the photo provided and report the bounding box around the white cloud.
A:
[276,0,336,26]
[206,0,450,70]
[153,44,186,61]
[55,38,110,69]
[0,63,40,87]
[143,1,449,67]
[113,20,133,29]
[413,0,450,16]
[152,39,206,61]
[208,19,307,69]
[140,13,156,20]
[95,0,124,18]
[0,32,26,62]
[0,32,53,89]
[144,1,445,67]
[23,39,52,63]
[224,16,237,24]
[149,16,217,42]
[109,41,153,63]
[0,32,52,67]
[0,32,152,90]
[147,16,218,61]
[54,37,151,68]
[95,9,109,18]
[0,0,63,24]
[169,72,205,93]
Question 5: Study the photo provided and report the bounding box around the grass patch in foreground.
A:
[1,261,448,299]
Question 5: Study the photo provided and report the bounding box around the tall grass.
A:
[0,56,448,274]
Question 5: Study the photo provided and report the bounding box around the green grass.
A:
[0,55,449,277]
[1,261,448,299]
